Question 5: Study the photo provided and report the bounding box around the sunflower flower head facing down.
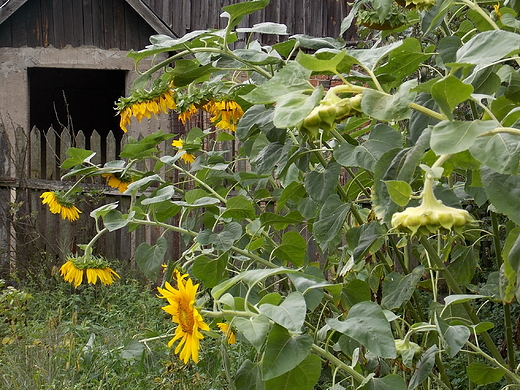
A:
[102,172,134,193]
[217,322,236,345]
[117,86,176,132]
[60,254,120,288]
[204,100,244,132]
[157,271,210,364]
[172,138,200,164]
[40,190,81,222]
[178,104,199,125]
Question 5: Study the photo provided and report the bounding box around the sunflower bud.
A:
[391,177,475,236]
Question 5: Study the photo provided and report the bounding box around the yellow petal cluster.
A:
[172,139,196,164]
[59,258,120,288]
[178,104,199,125]
[157,271,210,364]
[40,191,81,222]
[217,322,236,345]
[102,173,133,193]
[119,90,176,132]
[204,100,244,132]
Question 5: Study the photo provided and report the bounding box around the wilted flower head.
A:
[60,254,120,288]
[40,190,81,222]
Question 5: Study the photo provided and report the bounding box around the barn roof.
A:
[0,0,177,36]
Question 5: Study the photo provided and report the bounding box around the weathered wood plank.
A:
[82,0,94,46]
[44,128,57,180]
[102,0,115,48]
[91,0,103,48]
[29,127,41,179]
[52,0,65,48]
[72,0,84,47]
[40,0,54,47]
[59,130,71,179]
[9,0,28,47]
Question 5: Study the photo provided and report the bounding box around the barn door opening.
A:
[28,67,126,178]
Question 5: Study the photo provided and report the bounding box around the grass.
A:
[0,276,233,390]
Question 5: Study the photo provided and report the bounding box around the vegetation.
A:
[11,0,520,389]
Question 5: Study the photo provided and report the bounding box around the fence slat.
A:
[45,127,58,180]
[59,129,72,180]
[30,127,41,179]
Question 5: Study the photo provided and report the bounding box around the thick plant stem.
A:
[311,345,366,384]
[466,342,520,384]
[420,236,506,365]
[491,211,516,370]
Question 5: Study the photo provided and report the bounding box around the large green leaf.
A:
[384,180,412,207]
[135,237,167,280]
[408,345,438,389]
[192,254,228,288]
[222,0,270,29]
[470,132,520,175]
[235,360,265,390]
[261,324,313,380]
[481,165,520,226]
[334,124,402,172]
[313,194,351,246]
[296,50,345,72]
[341,279,372,309]
[361,80,417,121]
[447,245,478,286]
[431,75,474,120]
[272,231,306,266]
[346,222,386,264]
[251,142,285,175]
[61,147,96,169]
[382,266,425,310]
[376,38,433,85]
[359,374,407,390]
[197,222,243,251]
[431,120,498,155]
[444,325,470,358]
[273,88,323,128]
[243,62,312,104]
[467,362,505,385]
[259,292,307,333]
[304,161,341,203]
[234,315,271,352]
[221,195,257,220]
[452,30,520,67]
[346,41,403,71]
[264,354,321,390]
[141,186,175,205]
[327,301,396,358]
[236,105,275,141]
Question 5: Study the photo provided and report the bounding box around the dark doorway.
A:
[28,67,125,142]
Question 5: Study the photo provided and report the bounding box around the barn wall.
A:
[142,0,354,43]
[0,46,169,144]
[0,0,156,50]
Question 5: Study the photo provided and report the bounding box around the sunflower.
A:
[172,139,196,164]
[217,322,236,345]
[60,255,120,288]
[157,271,210,364]
[178,104,198,125]
[40,191,81,222]
[102,173,134,193]
[118,89,176,133]
[203,100,244,132]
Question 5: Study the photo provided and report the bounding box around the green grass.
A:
[0,278,232,390]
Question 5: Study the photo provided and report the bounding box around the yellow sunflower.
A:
[172,139,196,164]
[40,191,81,222]
[118,90,176,133]
[204,100,244,132]
[217,322,236,345]
[60,255,120,288]
[178,104,198,125]
[102,173,134,193]
[157,271,210,364]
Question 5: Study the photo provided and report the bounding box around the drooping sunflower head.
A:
[217,322,236,345]
[203,100,244,132]
[40,190,81,222]
[157,271,210,363]
[102,172,134,193]
[116,82,176,132]
[60,254,120,288]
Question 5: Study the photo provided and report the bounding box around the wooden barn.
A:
[0,0,353,278]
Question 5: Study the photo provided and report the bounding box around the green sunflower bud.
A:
[391,176,476,236]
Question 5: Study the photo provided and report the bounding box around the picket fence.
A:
[0,123,190,279]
